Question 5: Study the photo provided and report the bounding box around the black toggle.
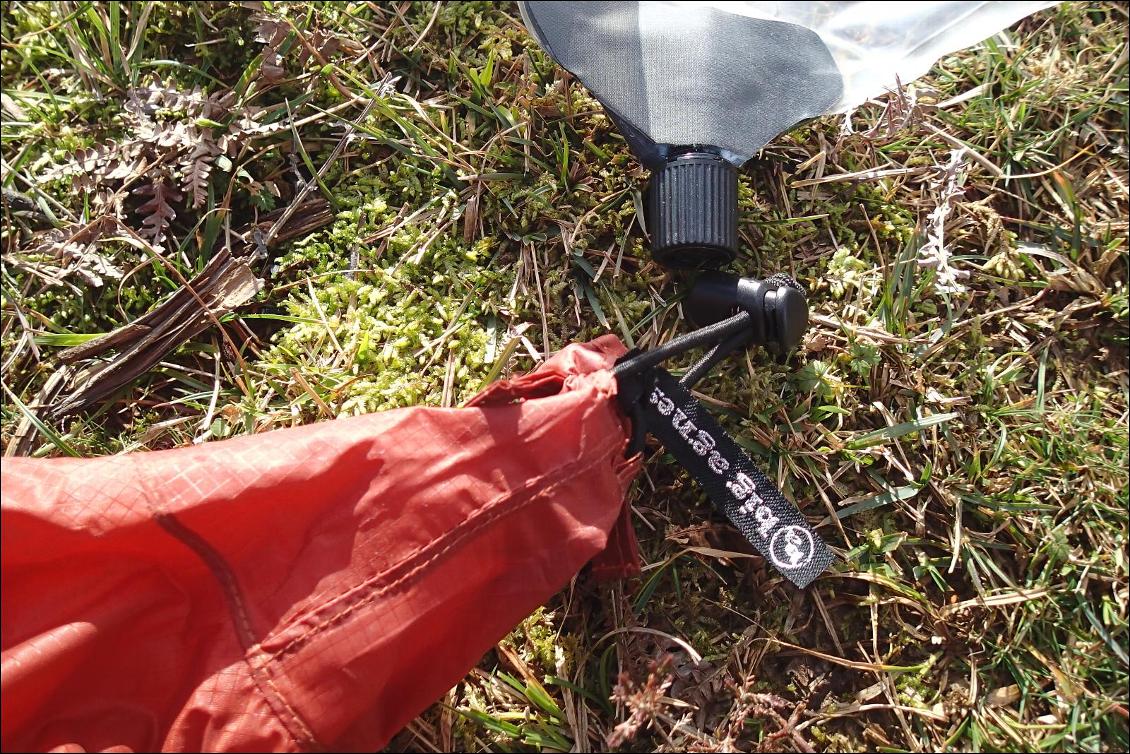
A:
[685,271,809,355]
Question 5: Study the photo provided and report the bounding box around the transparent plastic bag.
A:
[687,1,1060,112]
[521,1,1059,163]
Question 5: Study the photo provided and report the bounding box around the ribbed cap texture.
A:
[646,155,738,268]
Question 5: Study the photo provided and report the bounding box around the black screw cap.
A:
[645,152,738,269]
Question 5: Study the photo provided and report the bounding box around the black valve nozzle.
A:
[685,271,809,353]
[644,151,738,269]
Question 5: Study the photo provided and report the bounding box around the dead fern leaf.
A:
[135,178,182,246]
[92,189,129,218]
[181,130,221,208]
[256,17,289,83]
[24,216,124,288]
[296,28,341,66]
[40,142,119,182]
[201,89,235,120]
[39,77,277,236]
[253,11,357,83]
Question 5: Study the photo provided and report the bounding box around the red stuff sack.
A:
[1,335,640,752]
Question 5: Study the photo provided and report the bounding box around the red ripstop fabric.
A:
[1,335,641,752]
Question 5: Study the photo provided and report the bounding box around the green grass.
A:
[2,1,1127,751]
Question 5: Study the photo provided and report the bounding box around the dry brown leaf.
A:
[135,178,182,245]
[49,199,332,417]
[50,252,260,417]
[985,685,1021,708]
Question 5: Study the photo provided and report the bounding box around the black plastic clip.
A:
[612,276,832,587]
[615,273,809,455]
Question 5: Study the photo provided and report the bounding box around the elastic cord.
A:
[679,328,754,389]
[613,310,752,381]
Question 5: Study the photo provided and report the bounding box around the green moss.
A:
[506,607,564,677]
[260,256,505,414]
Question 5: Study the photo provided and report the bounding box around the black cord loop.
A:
[612,310,753,382]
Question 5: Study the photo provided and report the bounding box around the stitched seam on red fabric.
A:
[266,385,617,644]
[266,386,600,639]
[129,455,321,750]
[266,430,623,661]
[151,513,318,748]
[269,442,617,660]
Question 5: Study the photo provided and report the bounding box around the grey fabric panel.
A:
[521,1,844,167]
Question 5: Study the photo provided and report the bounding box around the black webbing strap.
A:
[615,318,832,587]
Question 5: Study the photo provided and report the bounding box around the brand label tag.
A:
[636,368,833,587]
